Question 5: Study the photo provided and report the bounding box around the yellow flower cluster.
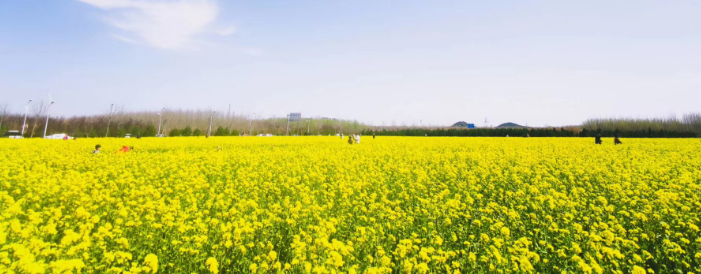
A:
[1,137,700,273]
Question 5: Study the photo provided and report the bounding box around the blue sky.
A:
[1,0,700,127]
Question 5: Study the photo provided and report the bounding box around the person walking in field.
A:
[373,133,376,139]
[93,145,101,154]
[356,134,361,144]
[595,133,602,145]
[614,134,622,145]
[348,135,354,145]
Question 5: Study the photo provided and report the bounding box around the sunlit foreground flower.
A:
[0,137,699,273]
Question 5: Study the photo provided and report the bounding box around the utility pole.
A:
[21,99,32,137]
[105,103,114,137]
[43,94,55,139]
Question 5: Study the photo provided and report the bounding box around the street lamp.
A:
[157,108,165,136]
[21,99,32,137]
[105,103,114,137]
[157,113,162,136]
[42,94,55,139]
[249,113,255,135]
[208,108,215,137]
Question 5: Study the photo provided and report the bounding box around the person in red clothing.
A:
[116,146,130,153]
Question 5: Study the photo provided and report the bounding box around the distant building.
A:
[45,133,73,139]
[451,121,475,128]
[496,122,526,128]
[3,130,22,139]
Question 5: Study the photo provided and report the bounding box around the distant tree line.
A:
[582,114,701,137]
[577,128,696,138]
[1,103,699,138]
[0,107,371,138]
[367,127,697,138]
[363,113,701,138]
[366,127,578,137]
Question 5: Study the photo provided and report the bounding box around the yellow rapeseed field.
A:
[1,137,700,274]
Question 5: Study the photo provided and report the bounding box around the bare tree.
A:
[105,104,115,137]
[30,100,46,138]
[683,113,701,137]
[0,103,8,134]
[112,105,127,136]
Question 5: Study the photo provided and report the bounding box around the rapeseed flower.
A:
[0,137,699,273]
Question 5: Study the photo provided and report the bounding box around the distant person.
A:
[93,145,101,154]
[373,133,376,139]
[356,134,361,144]
[614,134,622,145]
[595,134,602,145]
[341,133,344,139]
[137,133,141,139]
[348,135,353,145]
[63,135,69,140]
[116,146,130,153]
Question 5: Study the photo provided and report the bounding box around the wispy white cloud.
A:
[77,0,232,50]
[217,26,237,36]
[111,33,138,44]
[237,47,264,56]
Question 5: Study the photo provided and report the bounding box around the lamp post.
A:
[21,99,32,137]
[249,113,255,135]
[157,108,165,136]
[105,103,114,137]
[43,94,55,139]
[208,108,215,137]
[157,113,162,136]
